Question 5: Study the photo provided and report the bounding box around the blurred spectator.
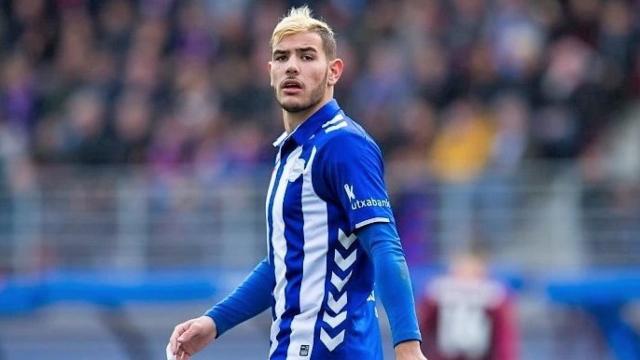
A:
[487,0,545,83]
[173,0,218,61]
[59,88,114,165]
[112,89,152,163]
[447,0,488,59]
[1,52,37,133]
[477,92,529,248]
[430,99,494,184]
[598,0,635,72]
[486,94,529,177]
[411,43,458,109]
[55,7,95,87]
[579,115,640,266]
[429,98,494,255]
[419,251,519,360]
[97,0,135,54]
[0,118,36,262]
[578,140,612,266]
[563,0,601,46]
[0,119,33,194]
[148,111,191,176]
[532,36,610,158]
[350,40,412,152]
[631,48,640,97]
[391,98,439,265]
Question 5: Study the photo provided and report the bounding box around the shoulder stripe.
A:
[324,121,348,133]
[272,131,288,147]
[322,113,344,128]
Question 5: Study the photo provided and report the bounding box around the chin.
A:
[280,99,311,113]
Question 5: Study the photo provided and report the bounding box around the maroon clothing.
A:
[419,277,519,360]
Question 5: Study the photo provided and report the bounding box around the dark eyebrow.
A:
[272,47,318,56]
[297,47,317,53]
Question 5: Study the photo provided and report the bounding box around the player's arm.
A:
[356,222,426,360]
[205,257,275,335]
[168,258,274,359]
[316,130,426,358]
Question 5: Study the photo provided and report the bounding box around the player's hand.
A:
[395,340,428,360]
[169,315,217,360]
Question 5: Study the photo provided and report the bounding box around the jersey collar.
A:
[272,99,341,148]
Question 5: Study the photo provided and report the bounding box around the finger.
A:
[170,322,190,354]
[177,328,200,355]
[177,349,191,360]
[177,326,197,343]
[166,342,176,360]
[169,328,181,354]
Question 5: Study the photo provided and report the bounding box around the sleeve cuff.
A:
[204,311,228,338]
[393,332,423,347]
[354,217,390,229]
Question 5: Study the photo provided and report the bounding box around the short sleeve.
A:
[314,132,395,232]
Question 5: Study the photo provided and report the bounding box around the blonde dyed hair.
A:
[270,6,337,59]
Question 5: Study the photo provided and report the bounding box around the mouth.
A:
[281,79,303,95]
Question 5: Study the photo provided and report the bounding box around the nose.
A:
[285,58,299,76]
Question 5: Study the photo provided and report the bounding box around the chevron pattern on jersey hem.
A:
[320,328,345,351]
[320,229,358,351]
[330,271,352,292]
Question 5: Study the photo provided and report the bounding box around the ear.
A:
[327,58,344,86]
[268,61,274,87]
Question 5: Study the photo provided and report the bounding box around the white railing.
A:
[0,162,638,274]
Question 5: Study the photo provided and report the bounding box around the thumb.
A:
[177,331,190,343]
[178,326,197,343]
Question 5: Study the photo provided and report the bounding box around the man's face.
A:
[269,31,331,114]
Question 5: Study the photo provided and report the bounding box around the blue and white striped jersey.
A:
[265,99,394,360]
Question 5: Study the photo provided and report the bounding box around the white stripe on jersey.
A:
[324,121,348,133]
[355,217,390,229]
[287,147,327,359]
[269,146,303,358]
[273,131,289,147]
[321,113,344,128]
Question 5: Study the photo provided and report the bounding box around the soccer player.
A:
[168,6,427,360]
[418,252,518,360]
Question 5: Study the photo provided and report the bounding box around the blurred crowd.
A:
[1,0,640,261]
[0,0,638,173]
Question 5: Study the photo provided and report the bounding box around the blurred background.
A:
[0,0,639,359]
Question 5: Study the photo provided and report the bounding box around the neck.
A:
[283,97,333,133]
